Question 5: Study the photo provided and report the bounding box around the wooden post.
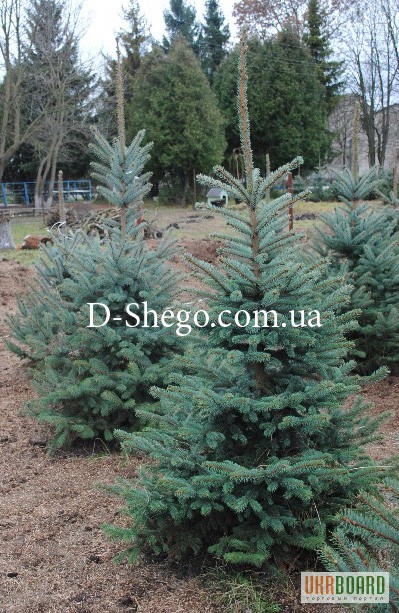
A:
[42,182,46,225]
[233,148,241,181]
[288,172,294,231]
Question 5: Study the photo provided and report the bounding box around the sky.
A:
[78,0,238,68]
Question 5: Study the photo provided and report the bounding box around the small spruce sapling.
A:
[313,166,399,374]
[7,49,185,451]
[105,37,393,569]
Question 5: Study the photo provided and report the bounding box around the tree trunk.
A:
[0,158,6,185]
[376,107,390,168]
[34,157,47,211]
[34,152,52,215]
[0,219,15,250]
[41,154,52,209]
[46,161,57,208]
[365,125,376,167]
[46,144,61,208]
[181,173,190,207]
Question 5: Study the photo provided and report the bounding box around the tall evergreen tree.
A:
[105,39,392,569]
[303,0,343,111]
[199,0,230,82]
[95,58,119,140]
[127,37,226,204]
[214,34,331,171]
[163,0,200,53]
[98,2,150,137]
[119,0,150,78]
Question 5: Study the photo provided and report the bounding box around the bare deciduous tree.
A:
[328,94,356,168]
[24,0,93,209]
[0,0,41,183]
[0,0,25,248]
[341,0,399,167]
[233,0,306,38]
[232,0,355,39]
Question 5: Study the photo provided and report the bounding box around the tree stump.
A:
[0,211,15,250]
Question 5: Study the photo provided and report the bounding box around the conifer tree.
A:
[313,168,399,374]
[119,0,149,78]
[214,36,331,171]
[199,0,230,82]
[163,0,200,53]
[7,53,185,451]
[303,0,343,111]
[126,37,226,203]
[106,38,392,568]
[97,3,149,138]
[321,478,399,610]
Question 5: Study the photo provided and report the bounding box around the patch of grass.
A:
[0,218,48,266]
[11,218,47,243]
[289,199,385,237]
[0,249,42,266]
[204,567,281,613]
[295,200,339,215]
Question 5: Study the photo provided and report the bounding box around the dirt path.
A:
[0,260,213,613]
[0,258,397,613]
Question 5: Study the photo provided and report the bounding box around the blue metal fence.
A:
[0,180,92,206]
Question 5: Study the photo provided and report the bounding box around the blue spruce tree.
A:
[312,167,399,374]
[105,39,394,569]
[321,478,399,611]
[7,52,185,451]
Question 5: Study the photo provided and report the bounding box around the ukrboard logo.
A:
[301,572,390,603]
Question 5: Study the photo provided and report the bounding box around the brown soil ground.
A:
[0,256,398,613]
[0,259,214,613]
